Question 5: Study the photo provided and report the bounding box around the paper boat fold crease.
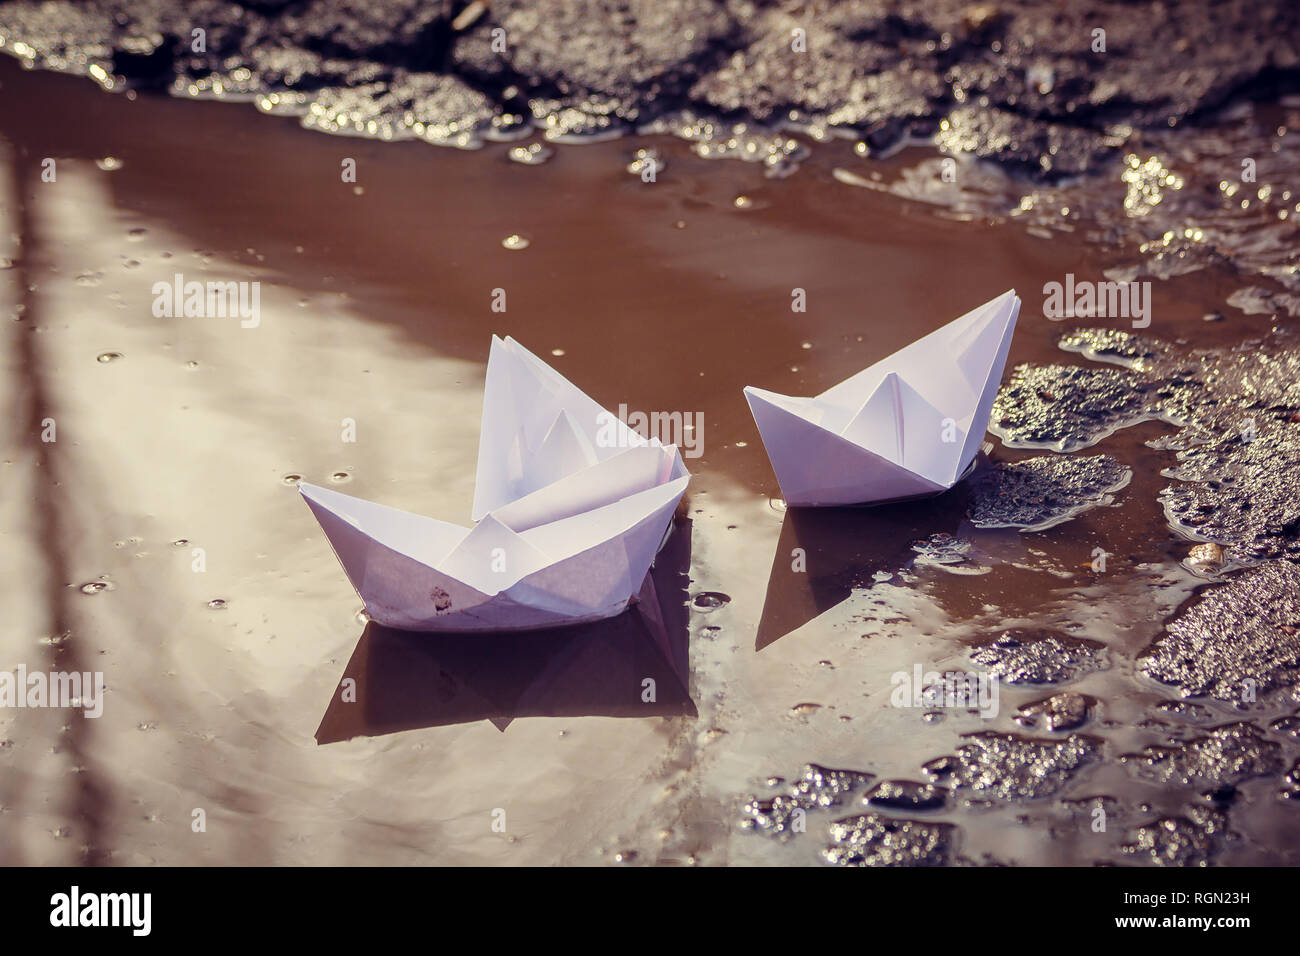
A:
[300,337,690,632]
[744,289,1020,507]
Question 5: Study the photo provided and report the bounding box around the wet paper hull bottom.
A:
[781,456,985,511]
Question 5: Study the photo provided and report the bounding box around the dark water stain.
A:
[2,147,109,864]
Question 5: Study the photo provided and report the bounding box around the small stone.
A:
[1016,692,1092,731]
[1187,542,1225,570]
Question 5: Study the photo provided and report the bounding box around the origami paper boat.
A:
[744,289,1020,507]
[300,337,691,632]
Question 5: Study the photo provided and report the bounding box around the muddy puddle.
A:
[1,42,1299,866]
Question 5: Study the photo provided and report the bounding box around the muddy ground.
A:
[0,3,1299,865]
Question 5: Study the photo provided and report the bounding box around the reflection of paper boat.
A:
[754,496,971,650]
[300,336,691,632]
[744,290,1020,507]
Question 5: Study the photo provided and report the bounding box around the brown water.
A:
[1,58,1295,866]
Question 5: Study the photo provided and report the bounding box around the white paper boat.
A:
[744,289,1020,507]
[300,336,691,632]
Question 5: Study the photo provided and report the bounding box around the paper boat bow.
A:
[744,289,1020,507]
[300,337,690,631]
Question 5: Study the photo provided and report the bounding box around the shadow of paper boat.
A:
[316,518,695,741]
[755,492,970,651]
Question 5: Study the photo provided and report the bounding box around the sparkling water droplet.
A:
[207,598,228,610]
[96,352,123,363]
[95,157,123,171]
[692,591,731,610]
[502,234,530,250]
[80,581,112,595]
[626,147,665,177]
[329,471,351,483]
[508,142,553,165]
[282,474,302,485]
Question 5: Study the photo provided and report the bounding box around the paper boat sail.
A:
[744,289,1020,507]
[300,337,691,632]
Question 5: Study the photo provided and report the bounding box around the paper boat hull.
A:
[301,478,687,633]
[784,455,982,510]
[743,385,948,506]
